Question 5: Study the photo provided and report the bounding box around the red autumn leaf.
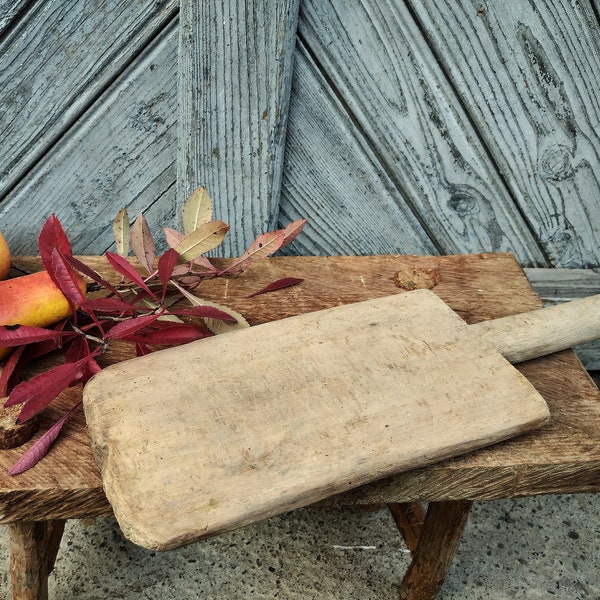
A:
[104,252,157,299]
[122,323,212,346]
[130,213,156,275]
[38,215,73,276]
[80,297,146,316]
[8,402,82,476]
[5,354,96,422]
[81,356,101,384]
[135,343,153,357]
[170,305,238,322]
[50,247,87,308]
[63,337,101,383]
[281,219,307,247]
[23,340,65,363]
[64,254,122,296]
[104,312,161,340]
[157,248,179,299]
[247,277,304,298]
[65,334,90,363]
[0,325,76,347]
[0,346,25,396]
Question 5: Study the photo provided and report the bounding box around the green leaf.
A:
[182,186,213,234]
[174,221,229,261]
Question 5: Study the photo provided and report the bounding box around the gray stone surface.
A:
[1,494,598,598]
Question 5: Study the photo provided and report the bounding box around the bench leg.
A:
[7,520,66,600]
[395,500,473,600]
[388,502,427,553]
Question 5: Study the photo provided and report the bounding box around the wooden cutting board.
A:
[83,286,600,550]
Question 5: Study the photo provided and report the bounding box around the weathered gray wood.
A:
[278,42,437,256]
[409,0,600,268]
[178,0,300,257]
[0,19,178,255]
[525,267,600,370]
[525,267,600,303]
[0,0,30,38]
[0,0,177,205]
[280,0,546,264]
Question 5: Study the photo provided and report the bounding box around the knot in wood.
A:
[537,143,574,182]
[447,190,479,217]
[394,267,441,291]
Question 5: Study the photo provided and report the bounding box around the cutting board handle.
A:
[469,294,600,363]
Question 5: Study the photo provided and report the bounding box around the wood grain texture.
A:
[388,502,426,554]
[0,18,179,255]
[8,519,65,600]
[278,42,438,256]
[525,267,600,302]
[398,500,473,600]
[0,0,177,201]
[409,0,600,267]
[282,0,546,265]
[82,289,549,549]
[178,0,300,257]
[1,254,599,526]
[470,293,600,363]
[0,0,30,38]
[525,267,600,369]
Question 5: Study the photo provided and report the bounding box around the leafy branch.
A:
[0,186,305,474]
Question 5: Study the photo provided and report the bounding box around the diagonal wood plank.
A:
[279,41,437,256]
[178,0,300,257]
[0,19,179,255]
[287,0,546,264]
[409,0,600,267]
[0,0,29,38]
[0,0,178,202]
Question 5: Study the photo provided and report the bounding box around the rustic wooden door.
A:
[179,0,600,270]
[2,0,599,269]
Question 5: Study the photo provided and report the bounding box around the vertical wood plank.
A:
[409,0,600,267]
[178,0,300,257]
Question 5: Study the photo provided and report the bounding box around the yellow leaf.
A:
[175,221,229,261]
[182,186,213,235]
[113,208,130,257]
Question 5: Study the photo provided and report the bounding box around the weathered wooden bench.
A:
[1,253,599,599]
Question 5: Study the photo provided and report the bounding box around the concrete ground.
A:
[3,373,600,599]
[0,493,599,599]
